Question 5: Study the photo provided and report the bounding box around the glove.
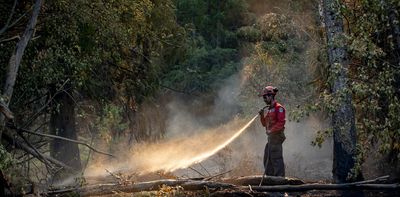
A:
[258,108,264,116]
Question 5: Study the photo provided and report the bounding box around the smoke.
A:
[84,114,258,177]
[84,0,332,182]
[84,70,332,182]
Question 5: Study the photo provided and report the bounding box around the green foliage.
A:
[257,13,296,41]
[95,103,128,144]
[342,0,400,159]
[175,0,250,48]
[0,144,13,170]
[236,26,262,42]
[163,46,239,93]
[237,12,314,115]
[311,128,333,148]
[162,0,251,93]
[299,0,400,164]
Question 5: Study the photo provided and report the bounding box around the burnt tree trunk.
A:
[49,85,81,171]
[321,0,359,183]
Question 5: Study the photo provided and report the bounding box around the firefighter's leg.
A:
[270,142,285,177]
[266,157,274,175]
[263,142,274,175]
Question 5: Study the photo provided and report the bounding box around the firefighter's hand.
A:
[258,108,264,116]
[266,129,272,135]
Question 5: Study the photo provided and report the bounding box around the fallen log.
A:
[48,176,399,196]
[49,179,235,196]
[240,183,400,192]
[221,175,304,186]
[51,181,400,196]
[181,180,235,191]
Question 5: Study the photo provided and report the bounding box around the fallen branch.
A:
[188,167,205,177]
[7,124,116,158]
[49,177,400,196]
[222,175,304,186]
[2,131,75,172]
[204,170,232,181]
[50,179,188,196]
[49,179,235,196]
[240,183,400,192]
[198,163,211,176]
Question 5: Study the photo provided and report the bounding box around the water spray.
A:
[85,114,261,178]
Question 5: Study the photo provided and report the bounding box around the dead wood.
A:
[49,179,235,196]
[0,101,14,120]
[240,183,400,192]
[180,180,235,191]
[7,123,116,158]
[48,177,400,196]
[2,131,75,172]
[204,170,232,181]
[210,190,256,197]
[2,0,43,102]
[221,175,304,186]
[0,0,43,140]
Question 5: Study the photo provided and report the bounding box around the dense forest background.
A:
[0,0,399,194]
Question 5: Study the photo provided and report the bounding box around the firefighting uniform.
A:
[260,101,286,176]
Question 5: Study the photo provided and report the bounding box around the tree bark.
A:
[321,0,359,183]
[49,85,82,171]
[0,0,43,140]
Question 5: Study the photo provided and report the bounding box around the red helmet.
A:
[259,86,278,97]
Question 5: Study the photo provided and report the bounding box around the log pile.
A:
[47,175,400,196]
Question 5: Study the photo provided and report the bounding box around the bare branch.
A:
[2,131,74,172]
[198,163,211,177]
[0,0,18,36]
[203,169,232,181]
[21,79,70,129]
[160,84,199,96]
[0,100,14,120]
[7,124,116,158]
[0,35,20,43]
[188,166,205,177]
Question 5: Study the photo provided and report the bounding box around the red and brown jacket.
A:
[260,101,286,133]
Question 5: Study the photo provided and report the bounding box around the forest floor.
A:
[42,174,400,197]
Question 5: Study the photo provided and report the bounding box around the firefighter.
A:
[259,85,286,177]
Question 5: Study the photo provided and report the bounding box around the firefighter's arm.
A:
[259,109,267,127]
[271,107,285,132]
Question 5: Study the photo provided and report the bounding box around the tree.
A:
[321,0,359,183]
[0,0,43,140]
[0,0,187,183]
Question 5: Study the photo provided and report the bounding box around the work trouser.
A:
[263,131,286,177]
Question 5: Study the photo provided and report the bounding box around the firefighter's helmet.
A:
[260,86,278,97]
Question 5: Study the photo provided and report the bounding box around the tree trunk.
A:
[49,85,81,171]
[0,0,43,140]
[321,0,359,183]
